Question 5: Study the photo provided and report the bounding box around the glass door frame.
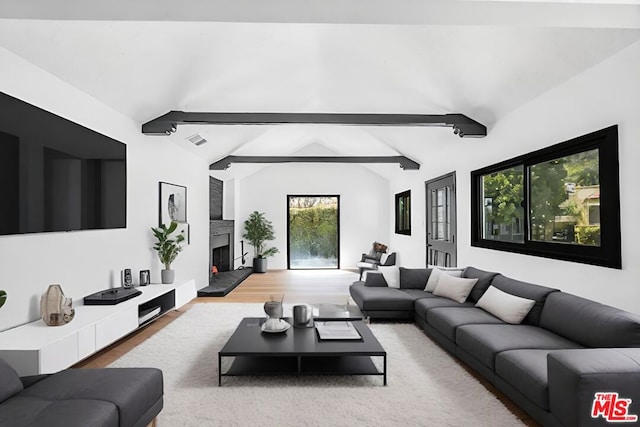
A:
[286,194,341,270]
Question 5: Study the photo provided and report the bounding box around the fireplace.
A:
[212,233,231,272]
[210,220,234,275]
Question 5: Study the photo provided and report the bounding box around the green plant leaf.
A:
[151,221,185,269]
[243,211,278,258]
[0,290,6,309]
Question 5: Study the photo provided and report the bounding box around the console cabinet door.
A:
[175,279,197,309]
[95,307,137,349]
[40,334,79,374]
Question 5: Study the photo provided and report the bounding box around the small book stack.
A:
[314,321,361,340]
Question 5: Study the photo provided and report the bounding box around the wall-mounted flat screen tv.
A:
[0,92,126,236]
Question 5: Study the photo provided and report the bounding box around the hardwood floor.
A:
[75,269,539,426]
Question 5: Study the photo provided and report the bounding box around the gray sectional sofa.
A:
[0,357,163,427]
[350,267,640,427]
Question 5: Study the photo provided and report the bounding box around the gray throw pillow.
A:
[364,272,388,287]
[399,268,431,289]
[463,266,499,302]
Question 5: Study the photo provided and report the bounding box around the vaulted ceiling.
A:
[1,0,639,179]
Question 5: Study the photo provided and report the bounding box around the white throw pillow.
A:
[378,266,400,288]
[432,274,478,303]
[424,268,464,292]
[475,286,536,324]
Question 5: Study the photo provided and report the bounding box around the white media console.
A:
[0,279,196,376]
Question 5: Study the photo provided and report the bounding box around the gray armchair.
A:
[356,242,396,280]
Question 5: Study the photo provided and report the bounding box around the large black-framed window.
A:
[287,195,340,269]
[471,125,621,269]
[395,190,411,235]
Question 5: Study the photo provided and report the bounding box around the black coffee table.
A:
[218,317,386,386]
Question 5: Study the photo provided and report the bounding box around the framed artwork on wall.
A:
[395,190,411,235]
[159,182,187,225]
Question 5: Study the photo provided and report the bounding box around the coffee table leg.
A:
[383,354,387,386]
[218,353,222,387]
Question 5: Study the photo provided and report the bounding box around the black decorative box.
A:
[84,287,142,305]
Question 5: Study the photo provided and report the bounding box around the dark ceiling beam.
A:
[209,155,420,171]
[142,111,487,137]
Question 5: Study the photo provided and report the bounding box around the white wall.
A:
[389,40,640,314]
[0,47,210,331]
[233,163,390,270]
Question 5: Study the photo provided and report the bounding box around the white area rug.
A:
[109,304,524,426]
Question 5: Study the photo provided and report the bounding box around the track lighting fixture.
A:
[142,112,487,138]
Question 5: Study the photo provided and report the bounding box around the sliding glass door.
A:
[287,195,340,269]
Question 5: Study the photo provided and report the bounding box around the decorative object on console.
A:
[121,268,133,288]
[0,290,6,309]
[40,284,74,326]
[151,221,186,284]
[139,270,151,286]
[159,182,187,225]
[243,211,279,273]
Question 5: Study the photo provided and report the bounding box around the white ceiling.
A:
[0,0,639,179]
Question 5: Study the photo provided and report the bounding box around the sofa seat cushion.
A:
[20,368,162,427]
[427,307,504,341]
[398,289,432,300]
[0,396,118,427]
[414,296,475,320]
[495,349,553,410]
[456,324,582,370]
[350,283,422,311]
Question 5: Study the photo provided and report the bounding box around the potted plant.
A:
[243,211,279,273]
[151,221,185,284]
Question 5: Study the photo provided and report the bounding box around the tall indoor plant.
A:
[243,211,279,273]
[151,221,185,284]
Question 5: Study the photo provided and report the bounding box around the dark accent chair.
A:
[356,249,396,280]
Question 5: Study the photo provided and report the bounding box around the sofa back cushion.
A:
[491,275,559,326]
[540,292,640,348]
[399,268,431,290]
[463,266,499,302]
[0,357,23,403]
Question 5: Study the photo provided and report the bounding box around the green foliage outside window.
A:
[575,226,601,246]
[481,149,600,246]
[482,166,524,242]
[289,198,338,261]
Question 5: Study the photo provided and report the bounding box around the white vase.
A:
[161,269,175,284]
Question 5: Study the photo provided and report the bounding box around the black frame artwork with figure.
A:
[159,182,187,225]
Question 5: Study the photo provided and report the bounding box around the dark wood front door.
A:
[426,172,457,267]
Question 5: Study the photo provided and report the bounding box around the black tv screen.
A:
[0,92,126,236]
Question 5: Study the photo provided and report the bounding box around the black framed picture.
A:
[395,190,411,235]
[159,182,187,225]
